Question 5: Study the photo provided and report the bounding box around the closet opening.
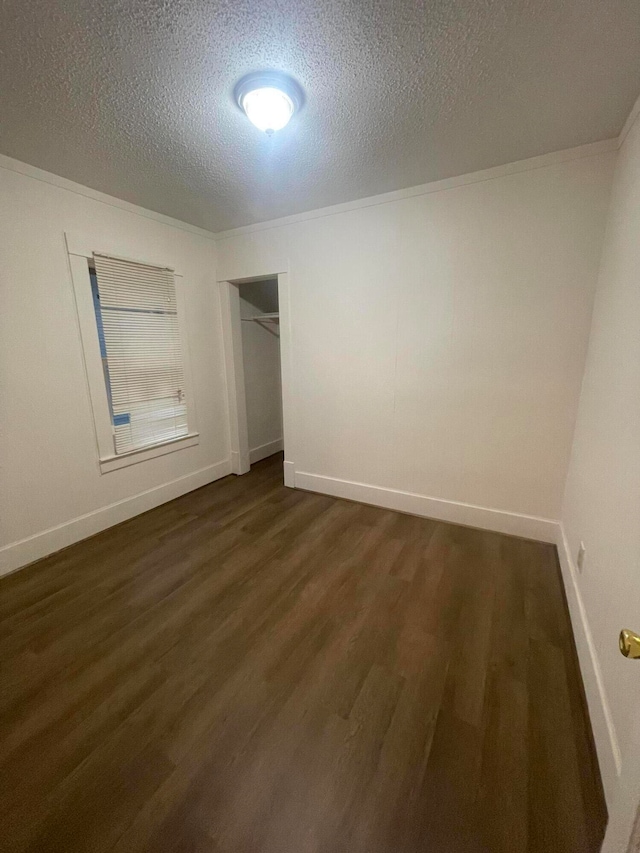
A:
[220,274,290,484]
[238,278,283,467]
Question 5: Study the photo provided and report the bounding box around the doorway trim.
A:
[218,272,294,486]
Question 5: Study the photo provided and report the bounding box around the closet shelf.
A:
[241,313,280,323]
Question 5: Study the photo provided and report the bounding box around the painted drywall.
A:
[0,143,617,572]
[239,284,283,460]
[560,107,640,821]
[217,147,616,526]
[0,159,227,574]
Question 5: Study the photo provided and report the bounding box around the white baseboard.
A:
[0,458,232,578]
[230,450,250,475]
[283,460,295,488]
[293,470,558,543]
[249,438,284,465]
[556,523,621,804]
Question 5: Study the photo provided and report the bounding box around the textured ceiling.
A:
[1,0,639,232]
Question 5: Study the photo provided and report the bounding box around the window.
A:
[90,254,189,454]
[67,234,198,473]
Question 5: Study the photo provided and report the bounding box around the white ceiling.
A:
[1,0,639,232]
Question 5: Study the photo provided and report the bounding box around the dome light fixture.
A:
[235,71,303,135]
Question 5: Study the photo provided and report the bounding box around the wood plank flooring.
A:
[0,454,607,852]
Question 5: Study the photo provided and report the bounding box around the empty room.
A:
[1,1,639,851]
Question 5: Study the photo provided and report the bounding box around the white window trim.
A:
[66,232,199,474]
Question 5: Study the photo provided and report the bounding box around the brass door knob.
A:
[619,629,640,659]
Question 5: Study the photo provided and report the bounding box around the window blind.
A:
[93,253,189,455]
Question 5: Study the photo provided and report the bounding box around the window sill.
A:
[99,433,200,473]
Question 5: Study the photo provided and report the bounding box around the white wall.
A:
[0,157,228,575]
[217,146,616,536]
[559,106,640,824]
[0,143,617,573]
[239,288,283,460]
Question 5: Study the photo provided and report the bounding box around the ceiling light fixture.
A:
[235,71,303,135]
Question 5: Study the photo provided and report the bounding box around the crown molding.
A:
[214,138,619,241]
[0,129,627,243]
[619,92,640,148]
[0,153,217,242]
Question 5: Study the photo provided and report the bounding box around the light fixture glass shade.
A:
[241,87,294,133]
[235,71,303,134]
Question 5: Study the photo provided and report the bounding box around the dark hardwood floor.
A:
[0,453,606,852]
